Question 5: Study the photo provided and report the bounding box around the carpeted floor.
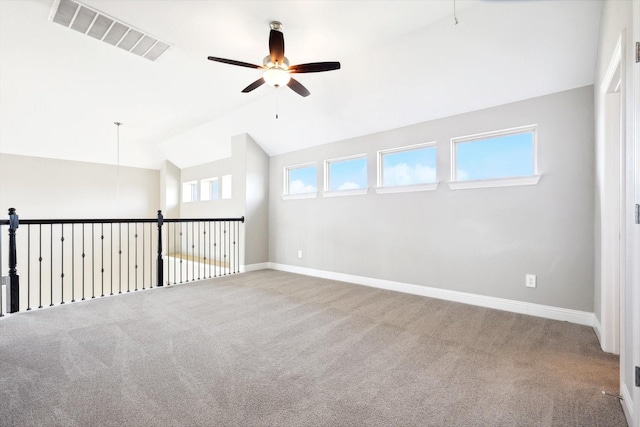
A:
[0,270,626,426]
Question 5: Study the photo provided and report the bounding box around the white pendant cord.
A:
[454,0,459,25]
[114,122,122,218]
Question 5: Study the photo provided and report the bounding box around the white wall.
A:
[0,153,159,218]
[160,160,180,218]
[177,134,269,266]
[269,86,595,312]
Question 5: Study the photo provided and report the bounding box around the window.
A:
[283,163,317,199]
[449,125,540,189]
[182,181,198,203]
[221,174,232,199]
[376,142,438,193]
[324,155,368,196]
[201,177,219,201]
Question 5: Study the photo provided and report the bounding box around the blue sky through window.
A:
[288,165,317,194]
[455,132,534,181]
[329,157,367,191]
[382,146,436,187]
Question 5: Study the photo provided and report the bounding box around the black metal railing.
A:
[0,209,244,316]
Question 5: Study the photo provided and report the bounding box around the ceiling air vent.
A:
[49,0,170,62]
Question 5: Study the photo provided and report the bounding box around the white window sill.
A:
[447,175,541,190]
[375,182,439,194]
[282,192,318,200]
[322,188,369,198]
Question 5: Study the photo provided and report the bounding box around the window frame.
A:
[282,162,318,200]
[375,141,439,194]
[448,124,541,190]
[323,153,369,197]
[200,177,219,201]
[182,180,198,203]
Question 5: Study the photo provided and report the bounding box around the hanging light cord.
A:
[114,122,122,218]
[454,0,459,25]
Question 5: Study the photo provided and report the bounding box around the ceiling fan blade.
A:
[207,56,262,69]
[269,29,285,65]
[289,62,341,73]
[287,77,310,97]
[242,78,266,93]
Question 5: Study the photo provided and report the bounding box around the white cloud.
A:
[456,169,469,181]
[383,163,436,186]
[289,179,316,194]
[338,181,360,190]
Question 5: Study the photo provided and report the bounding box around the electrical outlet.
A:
[297,250,303,259]
[525,274,536,288]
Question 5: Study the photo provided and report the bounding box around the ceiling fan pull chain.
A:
[454,0,459,25]
[275,90,279,119]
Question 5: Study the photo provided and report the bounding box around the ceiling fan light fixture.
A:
[263,55,289,69]
[263,68,291,87]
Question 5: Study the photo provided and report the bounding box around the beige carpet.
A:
[0,270,626,426]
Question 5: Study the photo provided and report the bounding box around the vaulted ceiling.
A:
[0,0,602,169]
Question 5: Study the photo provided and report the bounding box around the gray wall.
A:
[269,86,595,312]
[0,153,159,218]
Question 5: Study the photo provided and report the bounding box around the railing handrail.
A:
[4,216,244,225]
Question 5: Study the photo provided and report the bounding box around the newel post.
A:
[8,208,19,313]
[156,210,164,287]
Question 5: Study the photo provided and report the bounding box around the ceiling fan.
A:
[207,21,340,97]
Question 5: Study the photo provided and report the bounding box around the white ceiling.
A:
[0,0,602,170]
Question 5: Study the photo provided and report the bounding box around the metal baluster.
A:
[179,223,183,283]
[60,224,65,304]
[110,223,114,295]
[100,224,104,297]
[27,224,32,309]
[208,222,212,278]
[142,222,145,290]
[127,223,130,292]
[224,221,227,276]
[134,223,138,291]
[71,224,75,303]
[214,221,218,278]
[198,221,201,280]
[173,222,177,285]
[81,224,85,301]
[118,223,122,294]
[149,223,154,288]
[39,224,43,308]
[167,223,171,286]
[91,223,95,299]
[149,222,154,288]
[49,224,53,306]
[191,221,195,281]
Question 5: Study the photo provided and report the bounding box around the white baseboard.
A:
[593,315,603,345]
[266,263,596,327]
[621,383,635,427]
[242,263,270,273]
